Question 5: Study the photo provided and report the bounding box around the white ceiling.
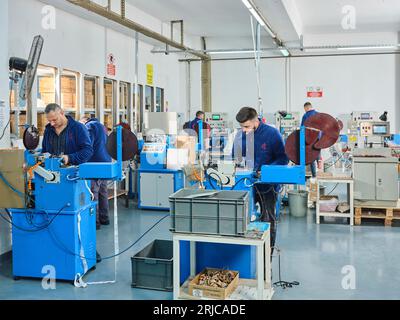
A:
[127,0,299,43]
[127,0,400,42]
[295,0,400,34]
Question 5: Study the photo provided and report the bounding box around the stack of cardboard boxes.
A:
[38,77,56,108]
[84,79,95,110]
[61,76,76,110]
[104,82,113,109]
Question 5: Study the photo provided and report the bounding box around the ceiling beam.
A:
[66,0,210,60]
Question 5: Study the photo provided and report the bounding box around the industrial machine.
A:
[274,111,300,140]
[138,112,184,210]
[346,111,389,149]
[205,112,233,161]
[3,126,138,283]
[352,148,399,207]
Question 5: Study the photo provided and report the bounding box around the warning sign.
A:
[107,54,116,76]
[147,64,154,86]
[307,86,323,98]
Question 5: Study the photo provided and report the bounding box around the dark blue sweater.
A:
[42,115,93,165]
[85,118,112,163]
[232,122,289,171]
[301,110,318,126]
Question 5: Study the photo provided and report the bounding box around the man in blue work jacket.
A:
[301,102,319,177]
[42,104,102,262]
[80,117,112,230]
[42,104,93,165]
[232,107,289,251]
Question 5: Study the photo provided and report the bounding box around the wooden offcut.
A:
[188,268,239,300]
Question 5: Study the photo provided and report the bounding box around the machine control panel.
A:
[360,121,390,137]
[351,111,379,123]
[205,113,230,133]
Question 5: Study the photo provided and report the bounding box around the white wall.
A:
[192,53,399,132]
[0,0,11,256]
[8,0,188,115]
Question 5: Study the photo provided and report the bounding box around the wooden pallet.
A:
[354,205,400,227]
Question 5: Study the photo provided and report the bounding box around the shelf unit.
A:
[316,176,354,226]
[172,232,273,301]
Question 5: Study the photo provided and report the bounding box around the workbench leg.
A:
[316,179,320,224]
[190,241,196,277]
[257,244,264,300]
[173,238,180,300]
[349,183,354,226]
[264,231,271,291]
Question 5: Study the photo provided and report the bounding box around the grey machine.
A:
[353,148,399,206]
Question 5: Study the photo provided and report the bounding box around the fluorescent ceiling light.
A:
[337,46,398,51]
[280,48,290,57]
[208,50,254,55]
[241,0,276,38]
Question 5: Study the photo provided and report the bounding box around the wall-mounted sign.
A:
[107,53,116,76]
[307,86,323,98]
[147,64,154,86]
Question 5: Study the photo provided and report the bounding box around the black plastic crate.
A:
[131,240,173,291]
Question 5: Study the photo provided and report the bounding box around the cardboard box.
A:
[188,268,239,300]
[37,113,47,135]
[85,95,95,108]
[10,114,27,139]
[0,149,25,209]
[176,135,196,164]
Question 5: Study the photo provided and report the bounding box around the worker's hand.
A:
[62,155,69,165]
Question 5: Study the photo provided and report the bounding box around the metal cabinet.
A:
[376,163,398,201]
[138,170,183,210]
[353,162,376,200]
[157,174,174,208]
[353,157,399,204]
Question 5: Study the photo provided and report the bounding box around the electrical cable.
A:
[0,91,12,141]
[208,172,224,190]
[272,247,300,289]
[326,183,339,196]
[46,213,170,262]
[0,204,69,233]
[0,172,25,198]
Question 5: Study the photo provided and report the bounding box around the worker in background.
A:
[232,107,289,252]
[184,111,211,149]
[80,117,112,231]
[301,102,319,177]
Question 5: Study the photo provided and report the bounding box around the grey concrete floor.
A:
[1,198,400,300]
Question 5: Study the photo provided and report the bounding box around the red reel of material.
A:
[304,113,340,149]
[285,129,321,165]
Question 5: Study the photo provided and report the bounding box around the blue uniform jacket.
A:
[232,122,289,172]
[42,115,93,165]
[301,110,318,126]
[85,118,112,163]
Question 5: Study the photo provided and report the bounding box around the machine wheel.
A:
[13,276,21,281]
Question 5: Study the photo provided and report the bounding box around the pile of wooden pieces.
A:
[197,269,237,289]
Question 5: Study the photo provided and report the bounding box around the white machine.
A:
[275,111,300,139]
[205,112,231,134]
[347,111,390,149]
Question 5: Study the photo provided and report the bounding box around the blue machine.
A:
[8,127,125,282]
[195,127,307,279]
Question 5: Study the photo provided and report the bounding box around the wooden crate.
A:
[188,269,239,300]
[354,205,399,227]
